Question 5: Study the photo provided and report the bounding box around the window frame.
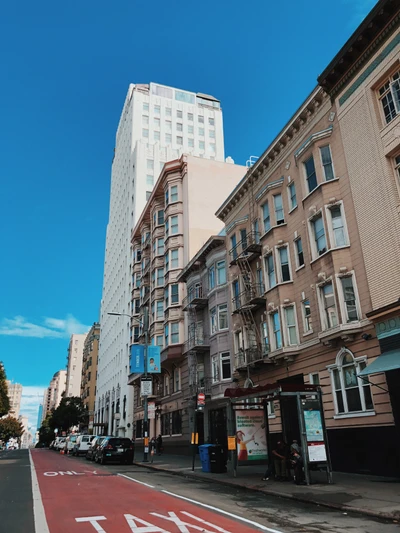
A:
[282,304,299,346]
[171,322,179,344]
[377,70,400,125]
[170,283,179,305]
[294,237,305,269]
[269,310,282,350]
[170,248,179,269]
[302,298,312,334]
[217,304,228,330]
[210,307,217,335]
[336,272,361,324]
[170,215,179,235]
[276,244,292,283]
[216,260,226,285]
[304,154,318,193]
[156,300,164,319]
[209,265,215,290]
[288,180,297,211]
[156,267,164,287]
[309,211,327,259]
[264,252,276,290]
[212,352,231,383]
[319,145,335,182]
[318,280,339,330]
[273,193,285,225]
[261,202,270,233]
[325,202,349,249]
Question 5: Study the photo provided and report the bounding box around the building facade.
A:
[66,334,87,398]
[178,235,234,447]
[6,381,22,418]
[42,370,67,421]
[97,82,226,439]
[81,323,100,433]
[112,155,245,448]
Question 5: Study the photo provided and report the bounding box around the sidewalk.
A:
[132,453,400,521]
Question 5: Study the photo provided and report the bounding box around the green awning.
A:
[358,349,400,377]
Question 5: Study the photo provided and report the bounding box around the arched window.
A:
[329,349,374,415]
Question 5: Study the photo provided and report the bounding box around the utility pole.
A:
[142,306,149,463]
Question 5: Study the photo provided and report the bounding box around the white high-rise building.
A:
[97,83,225,437]
[66,334,87,398]
[42,369,67,422]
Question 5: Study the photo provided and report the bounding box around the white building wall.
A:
[97,82,225,437]
[66,335,86,397]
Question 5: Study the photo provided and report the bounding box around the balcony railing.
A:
[182,284,208,310]
[229,230,261,264]
[234,344,269,369]
[142,233,151,250]
[189,377,212,397]
[183,333,210,353]
[232,283,265,312]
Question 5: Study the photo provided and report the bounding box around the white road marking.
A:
[162,491,285,533]
[118,473,155,488]
[29,451,50,533]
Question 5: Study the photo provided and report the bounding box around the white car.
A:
[65,434,79,454]
[72,435,95,456]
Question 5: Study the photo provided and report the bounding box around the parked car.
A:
[95,437,134,465]
[54,437,66,451]
[72,435,95,456]
[65,434,79,454]
[86,436,107,461]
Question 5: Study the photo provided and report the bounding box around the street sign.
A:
[140,378,153,397]
[148,402,155,420]
[197,393,205,402]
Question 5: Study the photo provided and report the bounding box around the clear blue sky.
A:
[0,0,378,429]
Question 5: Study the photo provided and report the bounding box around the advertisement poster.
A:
[148,345,161,373]
[308,443,327,462]
[148,402,155,419]
[130,345,144,373]
[304,410,324,442]
[235,410,268,464]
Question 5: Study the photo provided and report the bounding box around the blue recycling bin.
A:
[198,444,213,473]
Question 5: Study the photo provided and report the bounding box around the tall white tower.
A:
[97,83,225,437]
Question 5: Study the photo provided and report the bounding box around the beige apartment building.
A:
[66,333,87,398]
[42,370,67,422]
[6,381,22,418]
[81,323,100,433]
[127,155,245,451]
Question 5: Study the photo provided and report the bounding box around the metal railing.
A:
[234,344,269,368]
[183,333,210,352]
[229,231,261,263]
[182,284,208,308]
[189,377,212,397]
[231,283,265,311]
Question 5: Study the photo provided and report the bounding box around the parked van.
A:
[72,435,95,456]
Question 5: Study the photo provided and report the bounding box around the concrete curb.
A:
[132,461,399,523]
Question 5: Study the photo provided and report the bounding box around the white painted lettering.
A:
[151,512,229,533]
[71,471,85,475]
[75,516,107,532]
[58,471,74,476]
[43,472,58,477]
[182,512,231,533]
[124,514,170,533]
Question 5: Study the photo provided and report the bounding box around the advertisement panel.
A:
[130,345,144,373]
[147,345,161,373]
[235,409,268,463]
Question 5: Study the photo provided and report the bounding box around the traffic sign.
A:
[197,392,205,402]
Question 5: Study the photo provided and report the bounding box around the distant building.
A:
[6,381,22,418]
[66,334,87,398]
[36,404,43,429]
[80,323,100,433]
[42,370,67,422]
[19,415,33,449]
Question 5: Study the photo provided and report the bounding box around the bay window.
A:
[284,306,298,345]
[304,155,317,192]
[320,281,338,329]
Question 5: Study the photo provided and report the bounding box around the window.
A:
[302,299,312,332]
[328,205,347,247]
[171,249,179,269]
[143,115,149,125]
[156,335,163,347]
[288,181,297,210]
[143,103,149,112]
[156,268,164,287]
[304,155,317,193]
[340,275,359,322]
[199,127,204,136]
[177,136,183,145]
[170,215,179,234]
[208,117,215,126]
[177,110,183,118]
[156,300,164,319]
[240,228,247,250]
[154,117,160,128]
[165,251,169,272]
[311,214,327,256]
[170,322,179,344]
[209,143,216,153]
[209,265,215,290]
[265,253,276,289]
[262,202,270,232]
[164,324,169,346]
[218,304,228,330]
[216,260,226,284]
[188,138,194,147]
[278,246,291,282]
[199,140,205,150]
[188,124,194,134]
[232,280,240,310]
[166,120,172,131]
[209,130,215,139]
[253,219,260,243]
[295,238,304,268]
[198,115,204,123]
[210,307,217,334]
[212,352,231,383]
[261,321,269,354]
[154,131,160,141]
[395,155,400,181]
[146,175,154,186]
[320,145,334,181]
[164,286,169,307]
[330,349,373,415]
[146,191,151,201]
[157,238,164,256]
[310,373,320,385]
[154,209,164,226]
[176,123,183,132]
[165,133,172,143]
[273,194,285,224]
[147,159,154,170]
[171,284,179,304]
[378,70,400,124]
[188,113,193,121]
[165,219,169,237]
[170,185,178,202]
[284,306,298,345]
[270,311,282,350]
[165,107,172,116]
[142,128,149,138]
[154,105,160,114]
[320,282,338,329]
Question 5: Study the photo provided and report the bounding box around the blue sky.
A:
[0,0,378,431]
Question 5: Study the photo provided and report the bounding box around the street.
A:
[0,449,399,533]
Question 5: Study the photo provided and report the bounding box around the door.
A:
[209,408,227,446]
[278,374,304,445]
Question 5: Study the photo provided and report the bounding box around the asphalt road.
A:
[1,449,399,533]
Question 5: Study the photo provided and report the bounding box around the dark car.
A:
[86,436,107,461]
[95,437,134,465]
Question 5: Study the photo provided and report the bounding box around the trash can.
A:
[198,444,213,473]
[209,445,227,473]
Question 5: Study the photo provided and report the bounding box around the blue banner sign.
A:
[148,345,161,373]
[130,345,144,373]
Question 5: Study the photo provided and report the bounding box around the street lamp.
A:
[107,307,150,462]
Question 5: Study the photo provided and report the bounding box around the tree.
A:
[38,415,54,447]
[0,362,10,417]
[0,416,23,443]
[49,397,85,433]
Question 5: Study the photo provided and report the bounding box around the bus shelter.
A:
[224,383,333,485]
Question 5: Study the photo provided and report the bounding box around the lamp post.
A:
[108,306,150,462]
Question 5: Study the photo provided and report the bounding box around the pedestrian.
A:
[290,441,305,485]
[272,441,289,481]
[149,437,157,462]
[156,434,163,455]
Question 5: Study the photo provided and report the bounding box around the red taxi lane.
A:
[31,450,269,533]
